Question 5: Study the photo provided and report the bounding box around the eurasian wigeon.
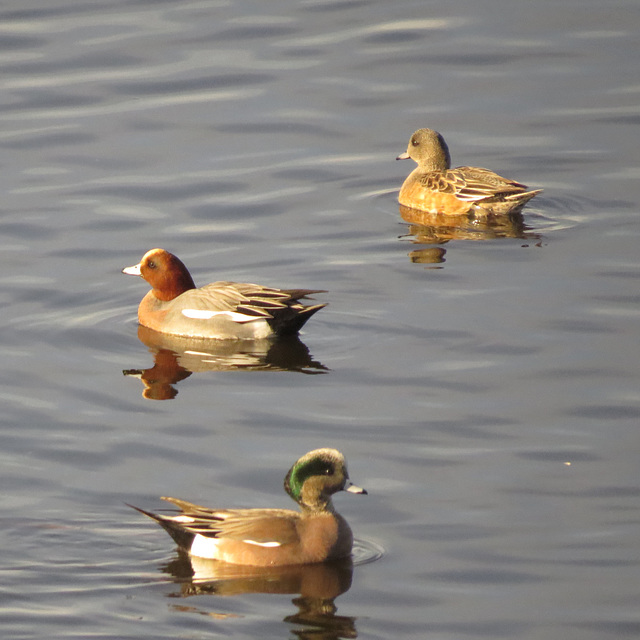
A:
[129,448,367,566]
[397,128,542,215]
[122,248,326,340]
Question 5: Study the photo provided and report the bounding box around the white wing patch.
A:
[243,540,282,548]
[181,309,260,323]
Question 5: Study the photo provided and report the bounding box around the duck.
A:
[129,448,367,567]
[122,248,326,340]
[397,128,542,215]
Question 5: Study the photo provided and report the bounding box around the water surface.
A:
[1,1,639,638]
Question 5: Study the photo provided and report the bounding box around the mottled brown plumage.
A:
[397,128,542,215]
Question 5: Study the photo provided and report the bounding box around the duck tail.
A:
[278,303,328,335]
[127,502,196,551]
[506,188,543,206]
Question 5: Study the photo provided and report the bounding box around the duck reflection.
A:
[123,325,327,400]
[399,204,540,264]
[162,552,358,639]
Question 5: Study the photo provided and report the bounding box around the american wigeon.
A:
[122,248,326,340]
[130,448,367,567]
[397,128,542,215]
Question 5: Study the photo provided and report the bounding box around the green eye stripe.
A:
[287,457,335,499]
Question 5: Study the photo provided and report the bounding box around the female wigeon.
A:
[397,128,542,215]
[130,448,367,567]
[122,248,326,340]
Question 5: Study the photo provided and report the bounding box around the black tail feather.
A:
[272,303,327,336]
[127,502,196,551]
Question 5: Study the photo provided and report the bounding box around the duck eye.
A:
[147,260,156,269]
[412,138,419,147]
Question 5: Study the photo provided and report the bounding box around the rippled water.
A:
[1,1,639,638]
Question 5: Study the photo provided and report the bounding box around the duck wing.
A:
[421,166,529,203]
[179,282,325,319]
[159,497,300,544]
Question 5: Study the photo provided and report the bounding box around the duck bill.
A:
[345,482,367,495]
[396,151,410,160]
[122,263,142,276]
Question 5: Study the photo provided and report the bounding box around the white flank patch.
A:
[242,539,282,548]
[181,309,259,323]
[190,533,221,559]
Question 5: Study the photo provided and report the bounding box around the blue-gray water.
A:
[1,1,639,638]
